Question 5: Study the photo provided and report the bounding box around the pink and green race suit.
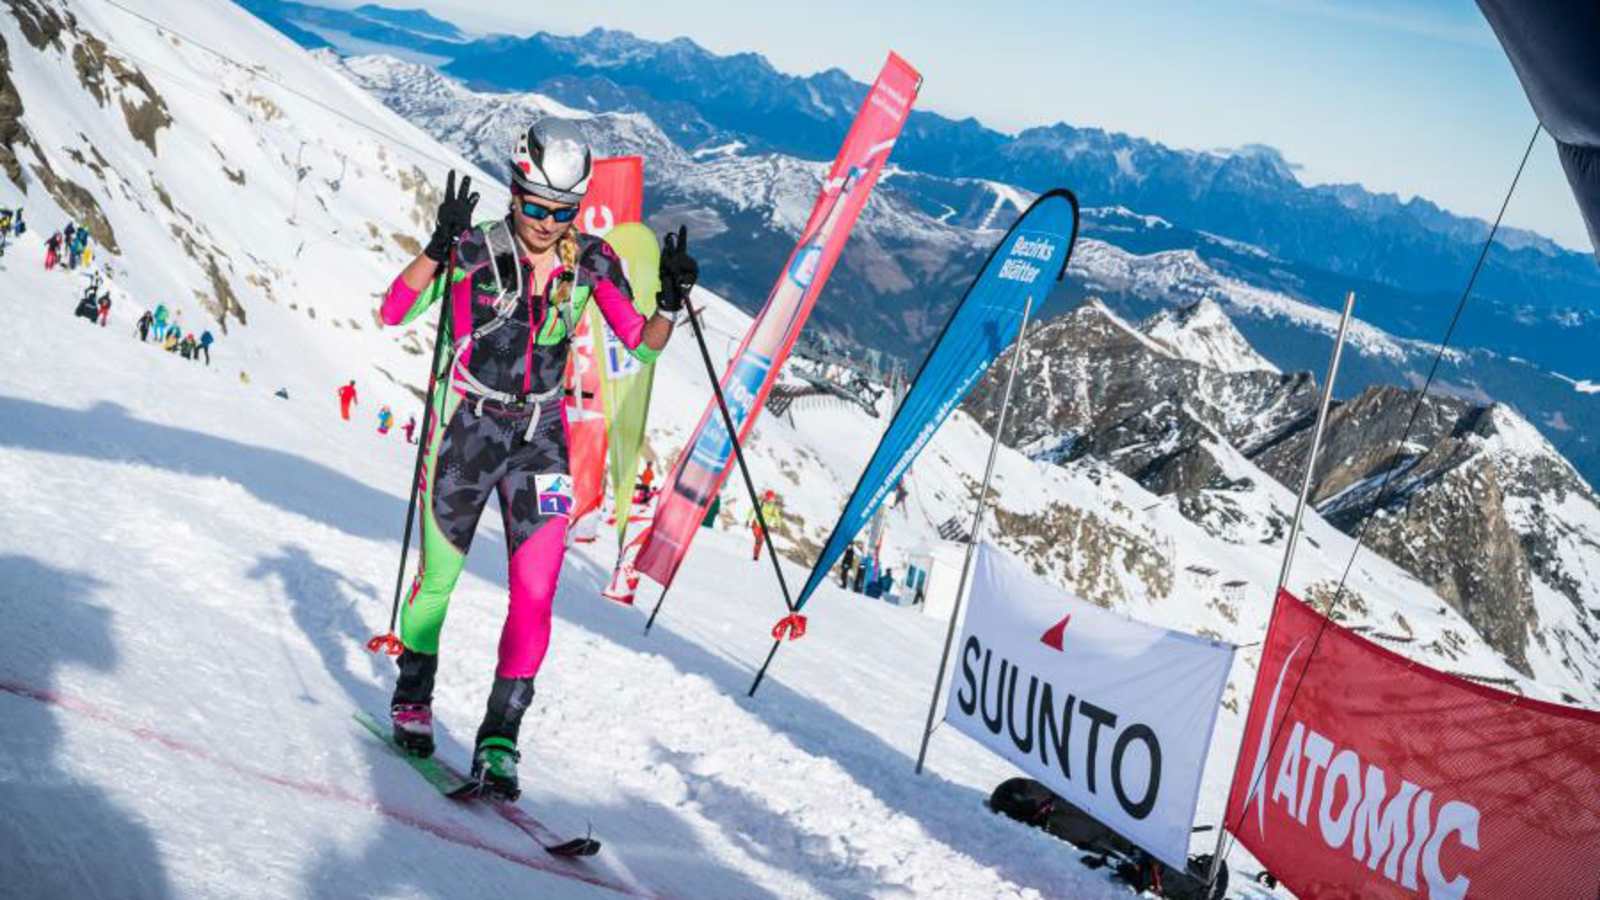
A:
[381,218,658,678]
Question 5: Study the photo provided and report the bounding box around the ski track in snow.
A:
[0,265,1165,897]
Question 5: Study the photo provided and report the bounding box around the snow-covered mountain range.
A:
[1,1,1595,897]
[322,50,1600,497]
[239,2,1600,361]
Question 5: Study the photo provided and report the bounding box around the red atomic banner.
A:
[1225,589,1600,900]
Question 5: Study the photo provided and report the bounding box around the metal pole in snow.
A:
[913,294,1034,775]
[1205,289,1356,887]
[1279,290,1357,597]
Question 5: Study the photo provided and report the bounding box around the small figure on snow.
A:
[199,330,214,365]
[337,379,358,420]
[840,542,857,589]
[700,492,721,529]
[377,404,394,435]
[632,460,656,505]
[136,310,153,342]
[748,489,783,562]
[97,293,111,327]
[401,415,417,444]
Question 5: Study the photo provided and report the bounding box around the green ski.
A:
[353,710,473,797]
[353,710,602,858]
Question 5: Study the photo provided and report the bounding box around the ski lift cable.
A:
[1209,121,1542,881]
[58,27,418,261]
[95,0,483,186]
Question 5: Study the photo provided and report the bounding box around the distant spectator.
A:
[11,207,24,236]
[840,543,857,588]
[97,293,111,327]
[337,380,358,421]
[44,231,61,270]
[700,492,721,529]
[198,329,214,365]
[73,291,99,324]
[747,489,783,562]
[401,415,417,444]
[136,310,153,342]
[377,404,394,435]
[152,303,169,341]
[633,461,657,505]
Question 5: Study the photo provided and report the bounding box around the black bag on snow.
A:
[988,777,1226,900]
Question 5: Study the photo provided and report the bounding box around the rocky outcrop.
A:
[1256,392,1600,678]
[964,299,1317,499]
[71,32,172,156]
[966,296,1600,690]
[0,3,120,251]
[992,497,1174,609]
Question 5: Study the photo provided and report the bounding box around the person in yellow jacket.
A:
[747,489,783,562]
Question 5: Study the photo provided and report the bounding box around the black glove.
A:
[424,170,478,263]
[656,225,698,315]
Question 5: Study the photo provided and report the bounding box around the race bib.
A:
[535,473,574,516]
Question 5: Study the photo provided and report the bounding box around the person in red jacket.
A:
[337,380,358,420]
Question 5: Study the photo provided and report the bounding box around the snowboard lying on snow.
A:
[988,777,1228,900]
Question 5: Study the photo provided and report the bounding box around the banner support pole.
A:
[913,293,1033,774]
[642,583,671,635]
[1205,289,1356,886]
[653,301,797,635]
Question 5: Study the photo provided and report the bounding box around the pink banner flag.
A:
[636,52,921,589]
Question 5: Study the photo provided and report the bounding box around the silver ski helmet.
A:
[510,118,592,205]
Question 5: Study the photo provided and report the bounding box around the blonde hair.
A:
[552,227,579,309]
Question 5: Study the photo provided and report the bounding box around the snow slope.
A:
[2,239,1194,899]
[3,2,1589,897]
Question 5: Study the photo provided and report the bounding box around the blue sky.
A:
[325,0,1588,251]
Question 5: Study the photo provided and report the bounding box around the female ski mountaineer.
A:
[379,118,696,798]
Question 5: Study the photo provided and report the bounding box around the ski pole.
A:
[651,301,800,660]
[367,246,456,656]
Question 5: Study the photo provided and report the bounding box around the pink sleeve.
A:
[379,275,419,326]
[591,276,647,349]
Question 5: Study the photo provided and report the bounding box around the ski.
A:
[352,711,602,857]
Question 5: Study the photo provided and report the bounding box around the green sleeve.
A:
[398,266,467,327]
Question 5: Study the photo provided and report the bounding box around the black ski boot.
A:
[390,648,438,757]
[471,676,535,800]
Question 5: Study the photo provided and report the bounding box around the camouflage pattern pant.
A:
[399,392,573,678]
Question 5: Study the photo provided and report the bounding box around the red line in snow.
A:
[0,678,651,898]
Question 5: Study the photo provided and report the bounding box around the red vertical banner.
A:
[567,157,644,540]
[636,52,921,588]
[1225,589,1600,899]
